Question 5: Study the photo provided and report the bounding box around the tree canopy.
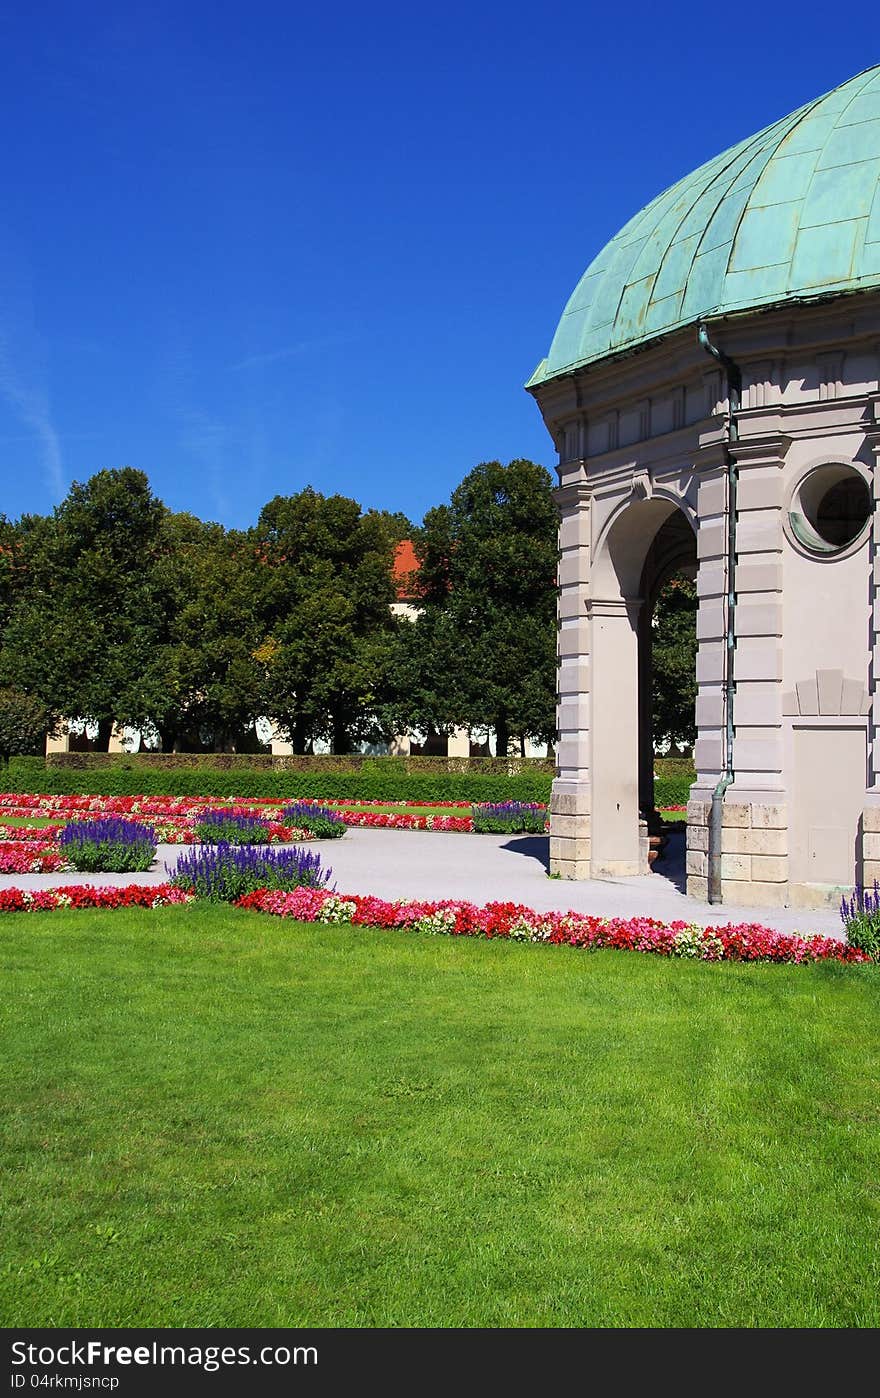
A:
[0,460,708,768]
[386,459,558,755]
[0,469,166,748]
[0,686,53,766]
[651,574,697,755]
[0,464,565,756]
[253,489,408,753]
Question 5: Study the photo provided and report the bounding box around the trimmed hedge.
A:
[45,752,555,777]
[2,756,692,807]
[653,757,695,779]
[654,775,693,808]
[653,758,695,809]
[1,758,552,804]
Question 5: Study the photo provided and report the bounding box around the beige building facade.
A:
[528,65,880,908]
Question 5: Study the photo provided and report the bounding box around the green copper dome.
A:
[529,65,880,387]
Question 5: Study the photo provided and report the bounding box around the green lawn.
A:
[0,816,58,828]
[1,905,878,1328]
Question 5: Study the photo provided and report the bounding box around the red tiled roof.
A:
[392,539,420,600]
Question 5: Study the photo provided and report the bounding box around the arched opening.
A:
[637,511,698,812]
[591,497,697,876]
[638,513,698,885]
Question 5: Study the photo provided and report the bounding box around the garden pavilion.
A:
[528,64,880,908]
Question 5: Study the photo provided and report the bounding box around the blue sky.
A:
[0,2,873,528]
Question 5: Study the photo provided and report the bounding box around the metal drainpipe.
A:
[698,323,742,904]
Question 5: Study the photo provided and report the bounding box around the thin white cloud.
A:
[0,329,65,498]
[158,331,231,521]
[0,430,100,445]
[230,331,361,372]
[0,238,66,500]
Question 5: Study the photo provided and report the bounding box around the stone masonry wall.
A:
[861,806,880,887]
[549,791,591,878]
[686,797,788,906]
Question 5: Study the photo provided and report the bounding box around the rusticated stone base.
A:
[549,786,591,879]
[639,817,650,875]
[550,792,652,879]
[686,796,789,906]
[861,805,880,888]
[786,882,851,910]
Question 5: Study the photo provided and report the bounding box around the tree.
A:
[0,687,53,766]
[651,574,697,755]
[0,469,167,749]
[133,513,267,751]
[378,606,468,742]
[0,515,22,637]
[254,488,408,753]
[392,460,558,756]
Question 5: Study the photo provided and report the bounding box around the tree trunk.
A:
[96,717,113,751]
[158,724,178,753]
[331,718,351,755]
[495,714,509,758]
[519,734,526,758]
[291,717,308,755]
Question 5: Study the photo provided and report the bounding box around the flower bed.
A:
[0,842,71,873]
[0,793,533,834]
[59,817,156,873]
[472,801,547,834]
[0,793,480,834]
[280,802,346,838]
[315,799,476,812]
[0,823,65,841]
[0,792,715,839]
[169,843,332,902]
[0,797,314,845]
[331,809,475,831]
[839,882,880,960]
[192,809,272,844]
[0,883,193,912]
[236,887,867,965]
[0,874,867,965]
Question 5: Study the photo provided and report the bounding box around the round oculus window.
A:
[788,464,872,556]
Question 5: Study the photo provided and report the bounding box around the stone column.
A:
[862,394,880,882]
[637,598,655,815]
[589,596,644,875]
[447,729,470,758]
[687,434,791,906]
[687,446,727,898]
[45,723,72,756]
[724,434,790,906]
[550,481,592,877]
[270,725,295,756]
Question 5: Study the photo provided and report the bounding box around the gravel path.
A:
[1,827,846,937]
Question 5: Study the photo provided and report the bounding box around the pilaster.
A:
[867,394,880,793]
[692,443,727,791]
[589,596,646,876]
[550,480,592,876]
[688,433,792,903]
